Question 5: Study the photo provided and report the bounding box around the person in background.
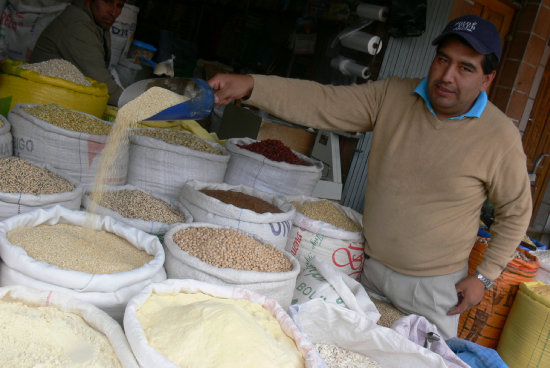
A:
[30,0,125,105]
[207,15,532,340]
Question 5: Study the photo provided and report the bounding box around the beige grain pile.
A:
[23,104,111,135]
[316,343,381,368]
[292,200,361,232]
[20,59,91,86]
[370,297,406,328]
[7,224,153,274]
[0,157,74,194]
[134,128,222,155]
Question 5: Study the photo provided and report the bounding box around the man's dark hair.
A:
[436,35,499,75]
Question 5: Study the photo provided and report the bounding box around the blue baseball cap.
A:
[432,15,502,62]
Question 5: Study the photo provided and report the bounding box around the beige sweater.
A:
[248,75,532,281]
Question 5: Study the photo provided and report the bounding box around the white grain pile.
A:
[20,59,91,86]
[316,343,381,368]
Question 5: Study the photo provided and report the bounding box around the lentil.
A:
[89,189,186,224]
[134,129,222,155]
[7,224,153,274]
[173,227,292,272]
[200,189,282,214]
[370,297,406,328]
[23,104,111,135]
[238,139,309,165]
[0,157,74,194]
[292,200,362,232]
[19,59,91,86]
[315,343,381,368]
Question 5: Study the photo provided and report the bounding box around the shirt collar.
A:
[414,78,487,120]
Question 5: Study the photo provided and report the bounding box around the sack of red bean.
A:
[178,180,294,250]
[285,195,365,280]
[163,222,301,309]
[223,138,323,196]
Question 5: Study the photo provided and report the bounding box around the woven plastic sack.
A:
[223,137,323,196]
[126,128,230,202]
[0,161,82,221]
[124,279,321,368]
[0,114,12,157]
[497,281,550,367]
[9,102,127,191]
[0,58,108,117]
[0,205,167,322]
[163,222,301,309]
[285,195,365,280]
[179,180,294,250]
[0,285,139,367]
[457,238,540,348]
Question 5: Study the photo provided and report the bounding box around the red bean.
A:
[238,139,309,166]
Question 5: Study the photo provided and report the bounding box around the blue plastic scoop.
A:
[118,77,214,121]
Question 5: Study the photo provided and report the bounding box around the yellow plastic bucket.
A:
[0,59,109,118]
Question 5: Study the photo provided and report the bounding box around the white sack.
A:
[163,222,301,309]
[126,129,230,202]
[82,184,193,235]
[0,206,167,321]
[289,300,449,368]
[179,179,294,250]
[9,103,128,190]
[286,195,365,280]
[0,284,138,367]
[124,279,323,368]
[0,0,69,61]
[293,257,381,321]
[0,114,12,157]
[0,163,82,221]
[223,137,323,196]
[109,3,139,68]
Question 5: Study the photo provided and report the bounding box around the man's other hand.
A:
[447,274,486,315]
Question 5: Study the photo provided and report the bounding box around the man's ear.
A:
[481,70,496,92]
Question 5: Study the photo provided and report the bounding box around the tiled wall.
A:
[491,0,550,134]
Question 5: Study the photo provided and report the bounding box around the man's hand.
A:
[207,73,254,106]
[447,274,486,315]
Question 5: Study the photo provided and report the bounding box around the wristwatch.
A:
[473,270,494,290]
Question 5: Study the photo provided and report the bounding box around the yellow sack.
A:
[0,59,109,118]
[497,281,550,367]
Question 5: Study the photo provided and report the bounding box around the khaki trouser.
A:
[361,257,468,340]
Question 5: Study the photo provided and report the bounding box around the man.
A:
[30,0,125,105]
[208,15,532,339]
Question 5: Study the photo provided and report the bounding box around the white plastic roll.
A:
[356,3,388,22]
[341,32,383,55]
[330,57,369,79]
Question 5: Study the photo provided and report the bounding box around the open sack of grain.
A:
[163,222,300,309]
[8,102,127,190]
[0,205,167,322]
[0,157,82,221]
[124,279,322,368]
[289,299,449,368]
[126,128,230,202]
[0,58,108,117]
[223,138,323,196]
[179,179,294,250]
[0,114,12,157]
[83,184,193,235]
[0,285,138,367]
[286,195,365,280]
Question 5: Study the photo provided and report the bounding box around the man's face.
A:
[427,37,496,120]
[87,0,125,30]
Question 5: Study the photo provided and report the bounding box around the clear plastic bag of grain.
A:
[0,206,167,322]
[285,195,365,280]
[163,222,301,309]
[83,184,193,235]
[0,114,13,158]
[0,285,138,367]
[315,343,381,368]
[0,157,82,221]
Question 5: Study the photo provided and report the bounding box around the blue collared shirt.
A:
[413,78,487,120]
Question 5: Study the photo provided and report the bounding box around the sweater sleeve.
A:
[247,75,393,132]
[478,134,532,280]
